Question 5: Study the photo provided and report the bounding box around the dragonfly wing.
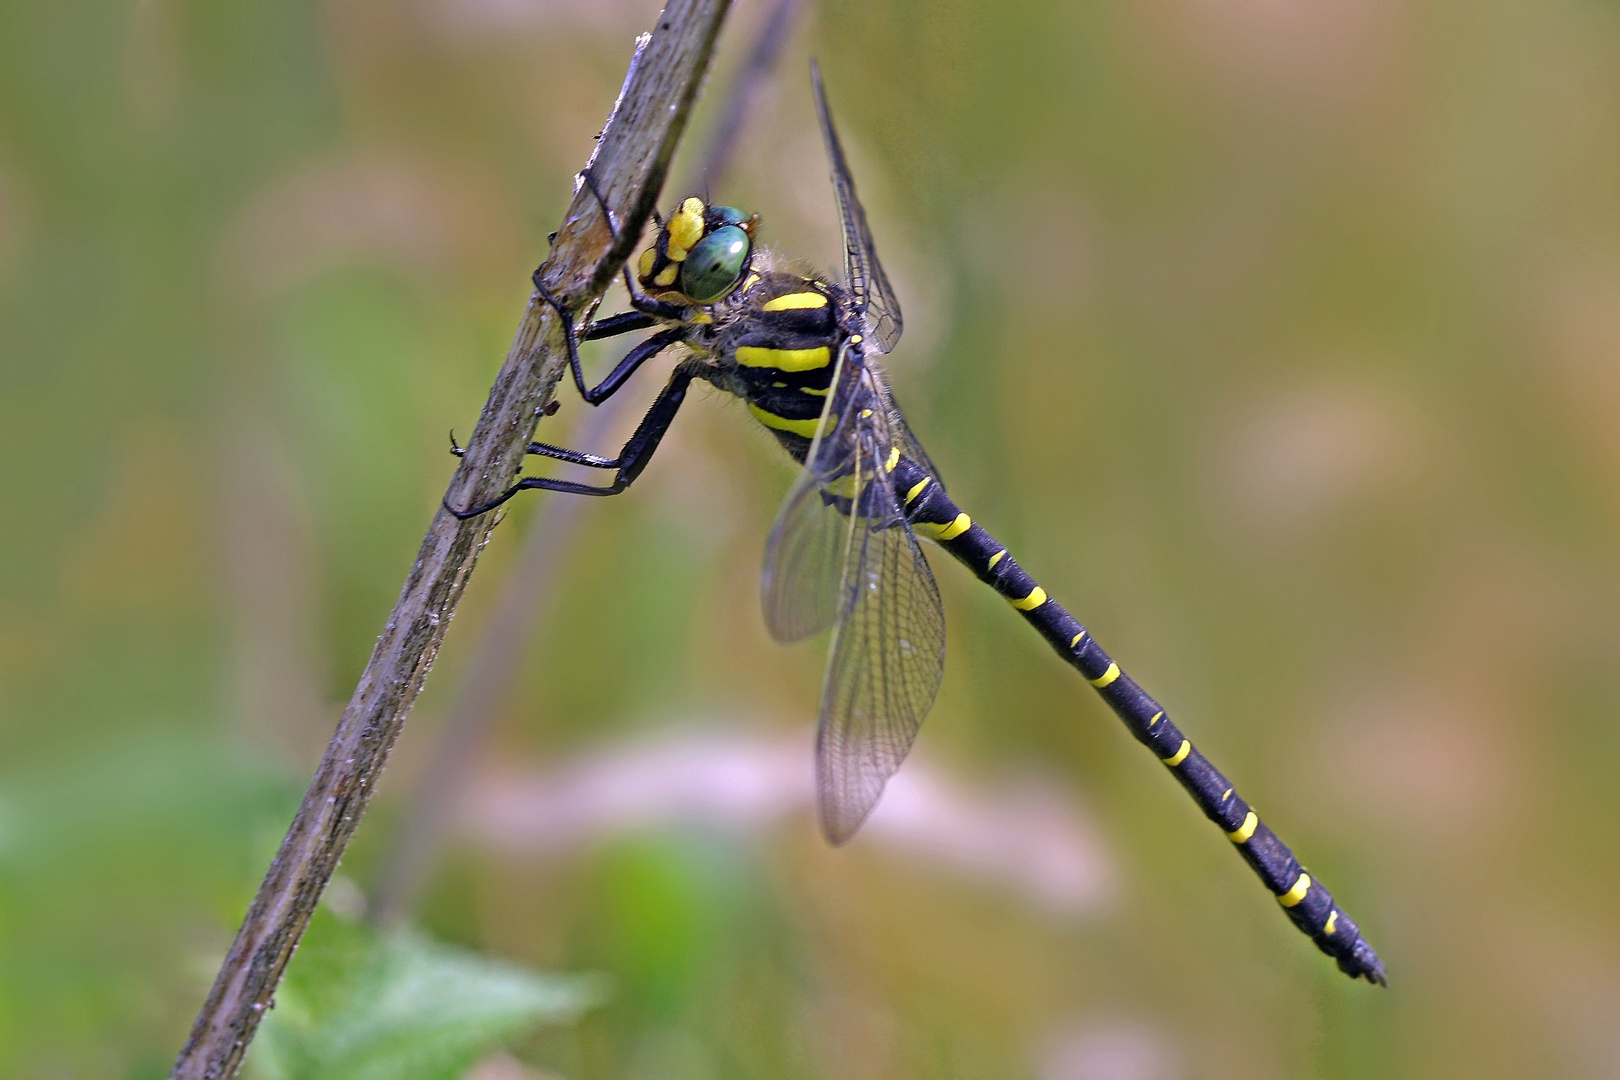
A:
[762,341,866,642]
[811,61,903,356]
[762,468,851,642]
[815,411,946,844]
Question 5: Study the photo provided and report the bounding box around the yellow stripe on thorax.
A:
[746,403,822,438]
[762,291,828,311]
[736,345,830,371]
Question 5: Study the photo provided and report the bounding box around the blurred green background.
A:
[4,0,1620,1076]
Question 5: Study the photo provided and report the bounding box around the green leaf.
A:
[248,909,608,1080]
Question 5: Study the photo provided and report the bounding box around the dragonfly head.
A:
[636,198,757,306]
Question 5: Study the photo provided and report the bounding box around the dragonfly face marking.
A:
[636,198,758,307]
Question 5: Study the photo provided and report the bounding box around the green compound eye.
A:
[709,205,750,228]
[680,224,750,303]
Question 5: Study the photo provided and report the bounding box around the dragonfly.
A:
[450,62,1387,985]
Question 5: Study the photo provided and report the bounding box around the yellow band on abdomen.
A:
[1010,586,1046,610]
[1226,811,1258,844]
[1278,873,1311,907]
[914,513,970,541]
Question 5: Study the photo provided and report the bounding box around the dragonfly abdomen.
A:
[889,454,1387,985]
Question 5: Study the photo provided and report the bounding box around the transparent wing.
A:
[815,436,945,843]
[811,60,903,356]
[762,344,865,643]
[762,346,946,842]
[761,484,849,642]
[764,351,946,841]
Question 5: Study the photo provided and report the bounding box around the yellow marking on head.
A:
[988,550,1006,570]
[801,385,830,396]
[1070,631,1086,647]
[1089,663,1120,689]
[736,345,830,371]
[654,264,679,287]
[666,199,706,261]
[914,513,970,541]
[1226,811,1258,844]
[1149,711,1163,726]
[884,446,900,472]
[1324,911,1339,936]
[1010,586,1047,610]
[905,477,931,504]
[1278,873,1311,908]
[762,291,829,311]
[637,248,657,279]
[746,403,822,438]
[1162,739,1190,767]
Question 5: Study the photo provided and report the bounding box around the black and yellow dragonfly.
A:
[452,62,1386,985]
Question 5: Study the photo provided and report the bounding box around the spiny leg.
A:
[449,325,685,465]
[891,456,1388,985]
[444,366,696,518]
[583,311,659,341]
[574,326,685,406]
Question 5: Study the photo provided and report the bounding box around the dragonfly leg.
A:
[449,326,682,463]
[621,264,689,320]
[444,366,696,518]
[575,326,684,405]
[530,169,673,405]
[582,311,658,341]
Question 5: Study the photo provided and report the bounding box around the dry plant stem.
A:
[168,3,732,1077]
[367,0,801,932]
[364,397,629,930]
